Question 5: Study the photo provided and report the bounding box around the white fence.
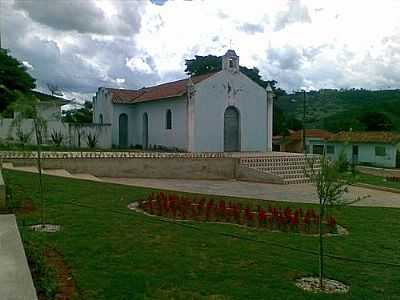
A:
[0,118,112,149]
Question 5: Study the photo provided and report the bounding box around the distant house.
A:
[32,91,69,120]
[326,131,400,168]
[93,49,274,152]
[273,129,333,154]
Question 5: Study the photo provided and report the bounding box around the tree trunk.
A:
[34,121,45,226]
[319,202,324,290]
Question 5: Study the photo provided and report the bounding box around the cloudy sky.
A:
[2,0,400,101]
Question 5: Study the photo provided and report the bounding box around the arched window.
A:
[166,109,172,130]
[99,114,103,124]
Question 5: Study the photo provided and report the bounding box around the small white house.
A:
[326,131,400,168]
[93,50,274,152]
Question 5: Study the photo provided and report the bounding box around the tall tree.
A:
[0,49,35,114]
[63,101,93,123]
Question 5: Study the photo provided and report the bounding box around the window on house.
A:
[312,144,324,155]
[166,109,172,130]
[229,59,234,68]
[99,114,103,124]
[375,146,386,156]
[327,145,335,154]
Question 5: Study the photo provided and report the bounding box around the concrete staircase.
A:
[2,162,103,182]
[240,154,321,184]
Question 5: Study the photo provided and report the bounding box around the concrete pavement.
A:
[101,177,400,208]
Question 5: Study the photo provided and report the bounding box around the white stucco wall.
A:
[192,70,267,152]
[0,118,112,149]
[93,88,114,125]
[109,97,188,149]
[326,142,398,168]
[38,102,63,121]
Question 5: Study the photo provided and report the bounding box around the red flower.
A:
[258,208,267,225]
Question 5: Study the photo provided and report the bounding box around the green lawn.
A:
[3,170,400,300]
[355,172,400,191]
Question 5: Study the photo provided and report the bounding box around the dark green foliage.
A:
[51,130,64,147]
[286,117,303,131]
[63,101,93,123]
[358,111,393,131]
[184,54,222,76]
[277,88,400,132]
[0,49,35,114]
[86,133,98,148]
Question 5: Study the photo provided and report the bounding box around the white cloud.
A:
[2,0,400,98]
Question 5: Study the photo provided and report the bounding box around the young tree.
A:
[306,154,364,290]
[11,92,48,225]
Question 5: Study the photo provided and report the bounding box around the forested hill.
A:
[276,89,400,133]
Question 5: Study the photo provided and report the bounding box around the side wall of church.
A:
[111,96,188,150]
[192,71,268,152]
[131,97,188,150]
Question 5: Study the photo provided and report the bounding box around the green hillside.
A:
[276,89,400,133]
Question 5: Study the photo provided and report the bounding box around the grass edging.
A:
[353,183,400,194]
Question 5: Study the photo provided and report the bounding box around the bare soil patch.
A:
[41,248,77,300]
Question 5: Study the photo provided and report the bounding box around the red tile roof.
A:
[110,72,216,104]
[328,131,400,144]
[289,129,333,141]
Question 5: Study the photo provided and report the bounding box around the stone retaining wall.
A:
[1,151,286,183]
[9,157,238,180]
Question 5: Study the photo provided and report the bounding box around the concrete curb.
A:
[0,215,38,300]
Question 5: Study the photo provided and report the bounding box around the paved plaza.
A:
[101,177,400,208]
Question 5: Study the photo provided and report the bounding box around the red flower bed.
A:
[137,192,338,234]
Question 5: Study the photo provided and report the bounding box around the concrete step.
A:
[284,178,312,184]
[71,173,102,182]
[2,162,101,182]
[11,166,39,173]
[43,169,73,177]
[1,162,14,169]
[240,155,321,184]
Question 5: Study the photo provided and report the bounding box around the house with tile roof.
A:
[273,129,333,154]
[93,50,274,152]
[326,131,400,168]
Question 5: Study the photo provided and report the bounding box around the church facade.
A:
[93,50,274,152]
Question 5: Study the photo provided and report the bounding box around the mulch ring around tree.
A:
[295,277,350,294]
[30,224,61,233]
[41,248,77,300]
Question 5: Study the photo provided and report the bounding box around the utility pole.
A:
[302,90,306,154]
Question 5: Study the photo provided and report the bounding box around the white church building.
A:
[93,50,274,152]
